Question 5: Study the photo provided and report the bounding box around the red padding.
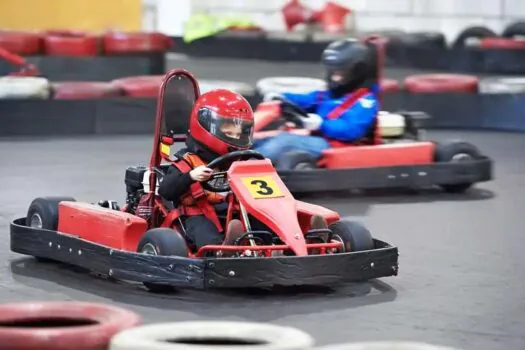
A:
[0,30,42,55]
[480,37,525,49]
[111,75,164,97]
[103,32,171,54]
[43,31,100,56]
[380,78,401,93]
[404,74,479,93]
[0,301,141,350]
[53,82,123,99]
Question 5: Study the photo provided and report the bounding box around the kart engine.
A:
[124,165,148,214]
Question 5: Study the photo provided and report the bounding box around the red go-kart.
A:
[10,69,398,291]
[253,37,493,194]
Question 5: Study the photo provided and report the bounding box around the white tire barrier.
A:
[478,77,525,94]
[200,80,256,96]
[109,321,315,350]
[0,76,51,99]
[315,341,461,350]
[256,77,326,95]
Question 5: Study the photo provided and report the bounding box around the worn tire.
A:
[329,220,374,252]
[0,301,141,350]
[478,77,525,94]
[502,21,525,39]
[137,228,189,293]
[0,77,51,99]
[316,341,460,350]
[452,26,498,48]
[109,321,314,350]
[276,151,317,171]
[434,141,481,193]
[256,77,326,95]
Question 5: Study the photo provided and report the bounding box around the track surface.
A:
[1,131,524,349]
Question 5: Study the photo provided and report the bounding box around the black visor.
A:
[197,107,253,148]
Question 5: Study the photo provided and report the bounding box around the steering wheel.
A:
[201,150,266,192]
[272,96,313,128]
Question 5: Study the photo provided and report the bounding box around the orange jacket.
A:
[179,153,225,207]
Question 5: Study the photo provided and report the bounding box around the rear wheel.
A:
[26,196,76,262]
[276,151,317,171]
[434,141,481,193]
[329,220,374,252]
[137,228,189,293]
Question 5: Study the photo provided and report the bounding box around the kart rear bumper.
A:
[279,157,492,193]
[10,218,398,289]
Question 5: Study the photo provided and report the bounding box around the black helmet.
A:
[321,38,376,97]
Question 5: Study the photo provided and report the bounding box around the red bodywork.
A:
[54,69,343,257]
[253,35,436,169]
[254,102,435,169]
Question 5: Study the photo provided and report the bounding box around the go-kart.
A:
[9,69,398,291]
[253,38,492,194]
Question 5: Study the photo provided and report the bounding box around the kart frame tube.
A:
[279,157,492,193]
[10,218,398,289]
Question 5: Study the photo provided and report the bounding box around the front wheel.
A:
[137,228,189,293]
[329,220,374,252]
[434,141,481,193]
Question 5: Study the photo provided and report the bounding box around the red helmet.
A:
[189,89,254,155]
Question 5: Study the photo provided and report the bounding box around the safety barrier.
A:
[0,91,523,137]
[170,35,525,75]
[0,301,465,349]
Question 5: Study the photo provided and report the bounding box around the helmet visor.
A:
[197,107,254,148]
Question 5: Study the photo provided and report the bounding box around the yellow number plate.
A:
[241,176,284,199]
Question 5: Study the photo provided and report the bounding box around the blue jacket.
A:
[282,84,379,142]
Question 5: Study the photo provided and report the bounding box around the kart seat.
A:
[377,111,406,138]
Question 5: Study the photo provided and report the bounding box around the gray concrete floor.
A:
[1,130,524,349]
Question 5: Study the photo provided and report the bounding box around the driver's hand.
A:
[300,113,324,131]
[263,92,282,102]
[190,166,213,182]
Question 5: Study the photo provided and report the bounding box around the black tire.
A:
[395,32,447,49]
[276,151,317,171]
[329,220,374,252]
[434,141,481,193]
[502,21,525,39]
[25,196,76,262]
[137,228,189,293]
[452,26,498,49]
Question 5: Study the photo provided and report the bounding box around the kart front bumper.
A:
[10,218,398,289]
[279,157,492,193]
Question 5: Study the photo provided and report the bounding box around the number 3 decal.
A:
[250,179,274,196]
[241,176,284,199]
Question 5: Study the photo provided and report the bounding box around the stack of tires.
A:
[0,301,464,349]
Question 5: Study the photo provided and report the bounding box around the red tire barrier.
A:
[480,37,525,50]
[404,74,479,93]
[53,82,123,99]
[0,301,141,350]
[380,78,401,93]
[103,32,171,54]
[0,31,42,55]
[111,75,164,97]
[43,31,100,56]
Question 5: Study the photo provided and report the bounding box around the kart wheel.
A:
[329,220,374,252]
[137,228,189,293]
[26,196,76,262]
[434,141,481,193]
[276,151,317,171]
[109,321,314,350]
